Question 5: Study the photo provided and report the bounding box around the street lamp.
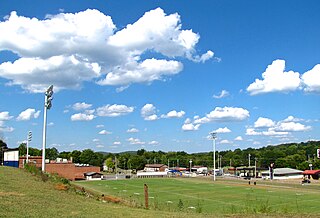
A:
[210,132,217,181]
[41,85,53,172]
[189,159,192,173]
[248,154,251,167]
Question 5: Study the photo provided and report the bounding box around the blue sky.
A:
[0,0,319,153]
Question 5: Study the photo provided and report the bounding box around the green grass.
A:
[2,166,319,217]
[0,166,210,218]
[75,177,320,216]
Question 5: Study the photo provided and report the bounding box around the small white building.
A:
[261,168,303,180]
[3,149,19,168]
[191,166,208,174]
[144,164,168,172]
[84,172,103,180]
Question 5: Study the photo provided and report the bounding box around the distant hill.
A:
[98,150,137,156]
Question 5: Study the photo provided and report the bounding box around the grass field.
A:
[75,177,320,216]
[2,166,320,217]
[0,166,207,218]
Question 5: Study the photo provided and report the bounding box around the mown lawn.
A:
[75,177,320,216]
[0,167,208,218]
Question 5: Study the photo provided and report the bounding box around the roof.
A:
[303,170,320,175]
[192,166,207,168]
[262,168,303,175]
[84,172,103,176]
[145,164,168,168]
[3,148,19,152]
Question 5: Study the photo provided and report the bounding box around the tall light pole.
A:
[248,153,251,167]
[41,85,53,172]
[189,159,192,173]
[210,132,217,181]
[26,131,32,164]
[254,158,257,178]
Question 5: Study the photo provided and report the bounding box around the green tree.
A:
[0,139,8,164]
[79,149,104,167]
[137,149,146,156]
[105,157,115,172]
[70,150,81,163]
[45,147,59,160]
[59,151,70,159]
[129,155,146,170]
[19,143,27,156]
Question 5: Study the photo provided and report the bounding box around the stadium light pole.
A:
[210,132,217,181]
[26,131,32,163]
[41,85,53,172]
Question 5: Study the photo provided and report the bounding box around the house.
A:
[303,170,320,180]
[261,168,303,180]
[84,172,103,180]
[137,164,169,178]
[144,164,168,172]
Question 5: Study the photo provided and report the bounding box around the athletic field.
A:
[74,177,320,216]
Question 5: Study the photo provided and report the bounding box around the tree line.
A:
[2,140,320,171]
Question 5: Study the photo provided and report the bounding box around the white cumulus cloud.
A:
[247,115,311,136]
[71,113,95,121]
[234,136,243,141]
[127,128,139,133]
[0,112,14,132]
[161,110,185,118]
[96,104,134,117]
[127,137,145,145]
[182,118,200,131]
[272,122,311,132]
[247,60,301,95]
[72,102,92,111]
[254,117,275,128]
[141,104,158,121]
[215,127,231,133]
[0,8,213,92]
[0,111,13,121]
[194,107,250,124]
[16,108,40,121]
[99,130,112,135]
[301,64,320,93]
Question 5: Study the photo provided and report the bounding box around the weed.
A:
[177,199,184,211]
[258,199,272,214]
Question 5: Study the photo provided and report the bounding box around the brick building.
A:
[46,163,100,180]
[19,156,101,180]
[19,156,42,168]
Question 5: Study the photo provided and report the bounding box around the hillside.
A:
[0,166,207,218]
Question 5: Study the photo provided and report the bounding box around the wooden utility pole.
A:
[144,184,149,209]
